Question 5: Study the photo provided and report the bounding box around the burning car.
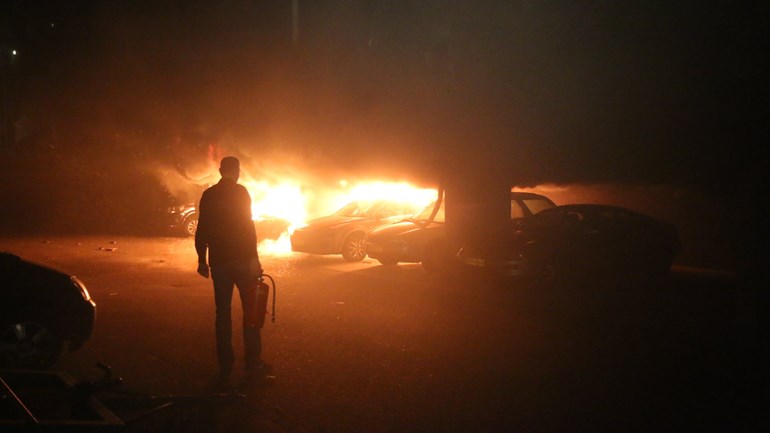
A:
[456,204,681,284]
[366,192,557,271]
[0,252,96,369]
[290,199,426,261]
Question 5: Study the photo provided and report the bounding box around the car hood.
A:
[1,252,74,289]
[299,215,364,231]
[367,220,440,241]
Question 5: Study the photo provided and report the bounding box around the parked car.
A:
[456,204,681,284]
[365,200,447,270]
[0,252,96,369]
[165,203,290,241]
[366,192,557,272]
[291,199,426,261]
[167,202,199,236]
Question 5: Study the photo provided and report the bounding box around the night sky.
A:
[2,0,767,190]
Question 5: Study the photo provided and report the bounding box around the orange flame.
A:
[244,178,436,256]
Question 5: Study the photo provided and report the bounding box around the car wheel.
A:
[182,215,198,236]
[342,233,367,262]
[0,321,63,369]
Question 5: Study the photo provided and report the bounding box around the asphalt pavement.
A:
[1,236,767,433]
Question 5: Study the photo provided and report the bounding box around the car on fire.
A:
[0,252,96,369]
[456,204,681,284]
[366,192,557,272]
[290,199,426,262]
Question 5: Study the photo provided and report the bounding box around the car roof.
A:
[543,204,653,220]
[510,192,553,201]
[551,203,630,213]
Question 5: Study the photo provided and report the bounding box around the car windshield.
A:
[333,200,421,218]
[522,198,556,215]
[411,201,445,223]
[334,201,381,217]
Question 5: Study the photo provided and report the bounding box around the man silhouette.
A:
[195,156,264,379]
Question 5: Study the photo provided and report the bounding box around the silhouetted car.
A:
[290,199,426,261]
[456,204,681,284]
[366,192,557,272]
[0,252,96,369]
[167,203,199,236]
[365,200,447,270]
[166,203,290,241]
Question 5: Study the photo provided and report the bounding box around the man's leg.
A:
[212,268,235,375]
[235,273,262,369]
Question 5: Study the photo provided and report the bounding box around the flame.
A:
[243,178,436,256]
[243,180,307,229]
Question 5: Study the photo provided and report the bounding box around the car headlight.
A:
[71,276,92,302]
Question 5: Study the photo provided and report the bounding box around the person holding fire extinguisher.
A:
[195,156,266,381]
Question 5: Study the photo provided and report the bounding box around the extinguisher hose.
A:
[262,273,277,323]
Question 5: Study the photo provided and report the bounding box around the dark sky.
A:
[2,0,767,191]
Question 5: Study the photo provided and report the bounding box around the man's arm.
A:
[195,193,210,278]
[242,187,262,277]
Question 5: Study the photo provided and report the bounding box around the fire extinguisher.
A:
[245,274,276,328]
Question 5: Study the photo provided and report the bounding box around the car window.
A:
[414,201,445,222]
[527,209,582,228]
[511,201,525,219]
[536,209,566,224]
[522,198,556,215]
[581,209,617,230]
[565,210,583,222]
[334,201,373,217]
[378,202,403,218]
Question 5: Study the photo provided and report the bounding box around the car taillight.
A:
[71,276,92,302]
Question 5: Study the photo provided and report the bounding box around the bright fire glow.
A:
[241,178,436,256]
[243,181,307,229]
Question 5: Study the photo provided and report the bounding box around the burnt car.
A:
[291,199,425,261]
[0,252,96,369]
[456,204,681,284]
[366,192,556,272]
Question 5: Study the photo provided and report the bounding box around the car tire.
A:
[342,233,367,262]
[0,321,63,369]
[182,215,198,237]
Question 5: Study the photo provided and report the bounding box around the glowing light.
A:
[197,160,437,256]
[247,180,435,256]
[256,236,293,257]
[346,181,435,209]
[243,180,307,229]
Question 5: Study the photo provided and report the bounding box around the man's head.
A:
[219,156,240,181]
